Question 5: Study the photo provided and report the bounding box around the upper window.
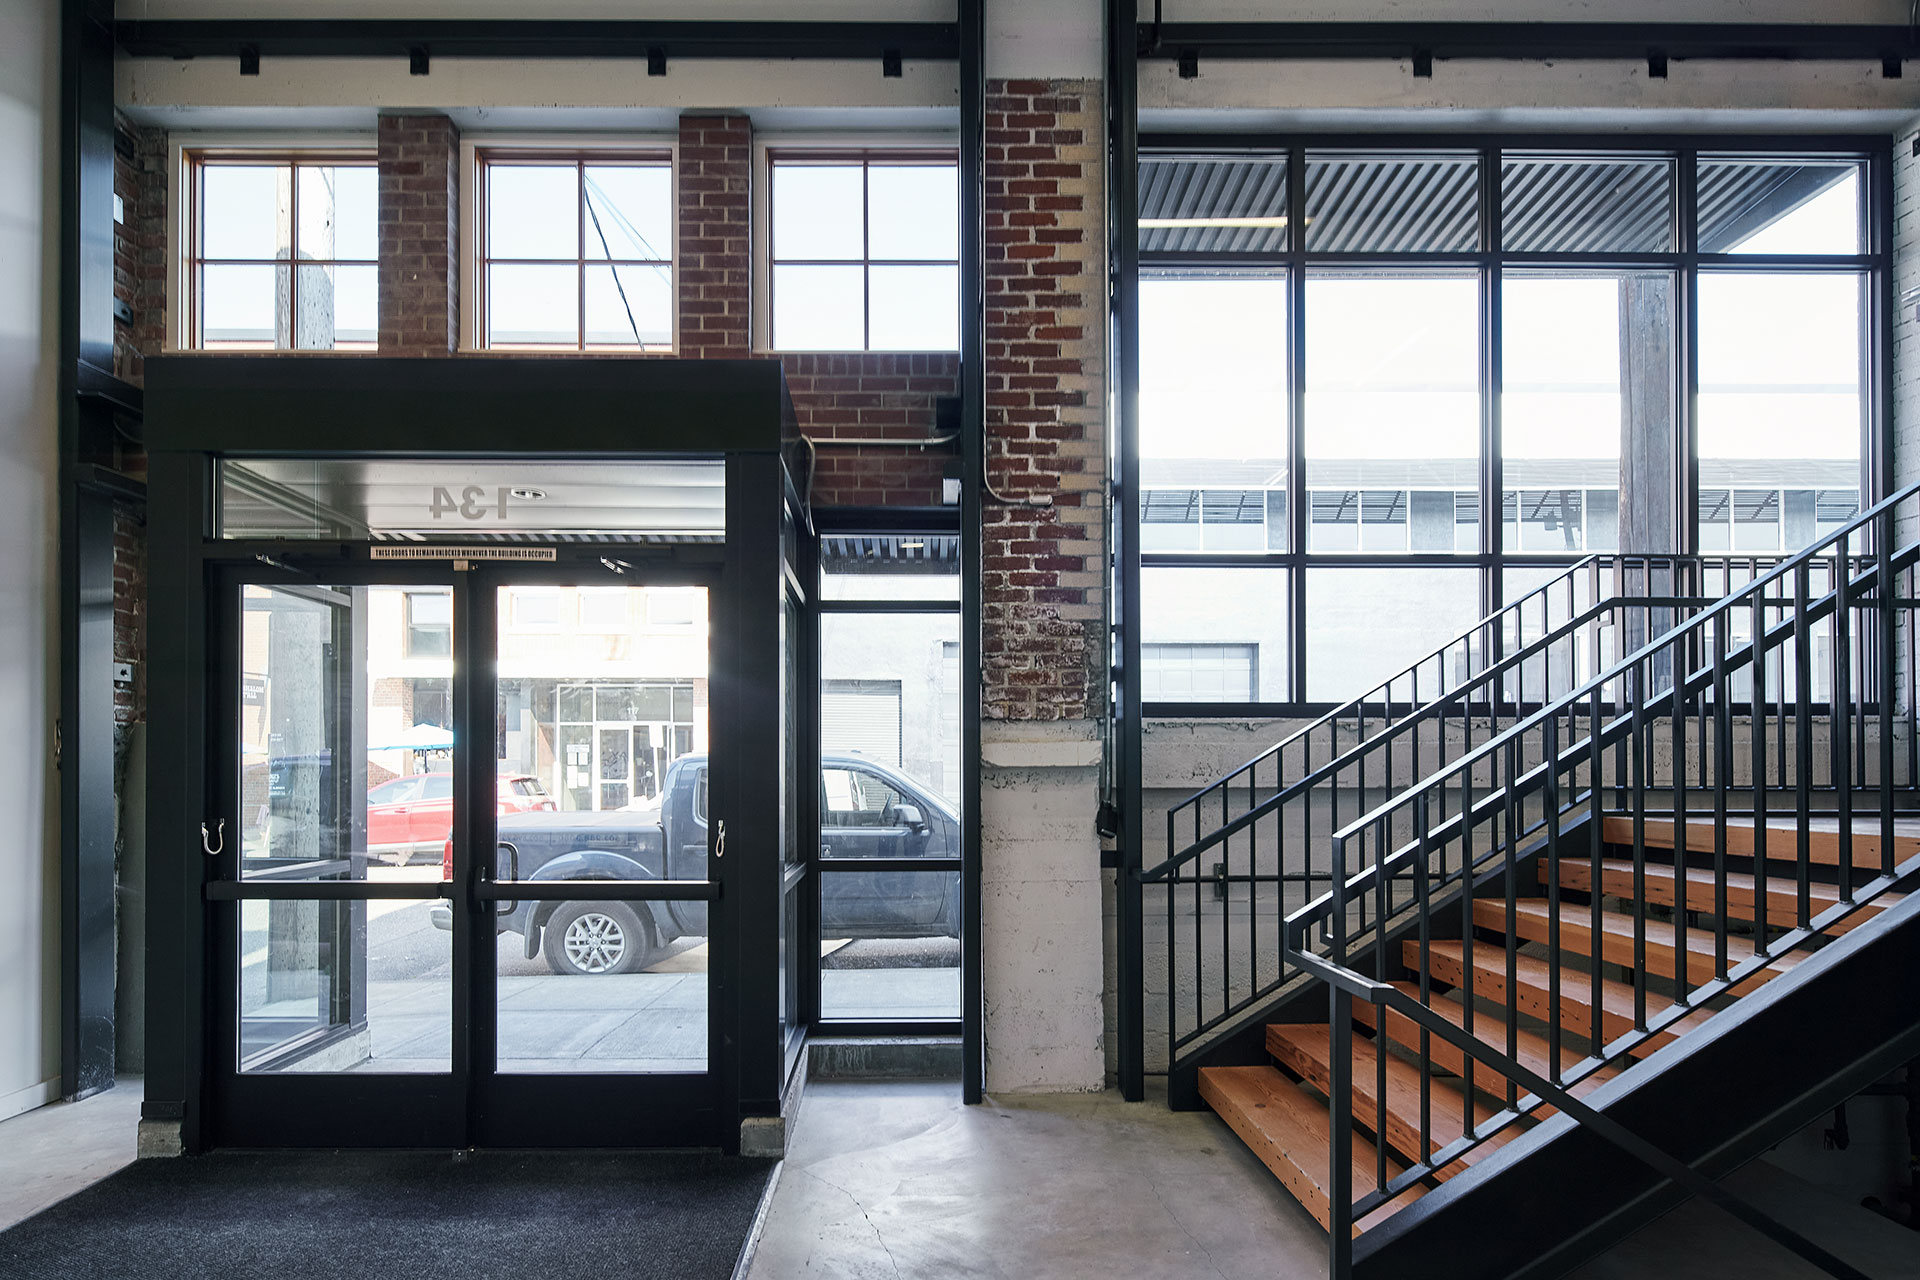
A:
[403,590,452,658]
[187,154,377,351]
[769,151,959,352]
[478,153,673,351]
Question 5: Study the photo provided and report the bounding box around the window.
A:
[510,589,561,630]
[1141,644,1258,702]
[187,154,377,350]
[645,589,700,627]
[403,591,452,658]
[576,589,628,632]
[478,153,673,351]
[769,152,959,351]
[1134,144,1881,711]
[822,767,908,827]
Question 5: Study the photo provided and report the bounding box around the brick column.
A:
[983,80,1107,723]
[978,79,1109,1096]
[113,115,167,382]
[378,114,460,356]
[677,114,753,358]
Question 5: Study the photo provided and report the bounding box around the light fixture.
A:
[901,540,925,550]
[1139,216,1289,229]
[509,487,546,501]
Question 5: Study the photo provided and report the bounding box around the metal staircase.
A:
[1153,486,1920,1277]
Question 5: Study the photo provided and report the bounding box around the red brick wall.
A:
[982,79,1105,721]
[113,504,147,726]
[677,114,753,358]
[378,115,460,356]
[112,115,167,384]
[785,353,961,506]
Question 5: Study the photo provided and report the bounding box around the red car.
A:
[367,772,554,864]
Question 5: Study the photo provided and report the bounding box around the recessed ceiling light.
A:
[901,540,925,550]
[510,487,546,501]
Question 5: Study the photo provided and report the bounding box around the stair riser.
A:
[1354,999,1613,1110]
[1473,899,1772,988]
[1266,1026,1512,1180]
[1548,861,1887,936]
[1415,943,1685,1059]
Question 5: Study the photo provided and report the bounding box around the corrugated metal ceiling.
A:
[1140,151,1856,257]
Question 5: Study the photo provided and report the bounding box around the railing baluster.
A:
[1834,547,1854,903]
[1795,562,1813,932]
[1544,712,1563,1085]
[1632,656,1649,1032]
[1713,612,1730,983]
[1415,792,1433,1168]
[1879,521,1895,882]
[1589,683,1605,1055]
[1671,624,1690,1007]
[1752,587,1770,955]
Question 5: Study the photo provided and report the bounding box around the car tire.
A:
[542,902,655,976]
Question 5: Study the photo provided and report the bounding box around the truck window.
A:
[823,767,907,828]
[692,767,708,824]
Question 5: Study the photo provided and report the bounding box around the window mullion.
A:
[578,161,588,352]
[863,161,873,352]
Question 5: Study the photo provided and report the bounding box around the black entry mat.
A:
[0,1150,776,1280]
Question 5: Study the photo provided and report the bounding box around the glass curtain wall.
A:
[1135,142,1881,709]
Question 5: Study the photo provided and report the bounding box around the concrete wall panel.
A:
[0,0,61,1121]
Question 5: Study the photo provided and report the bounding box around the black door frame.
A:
[143,355,794,1153]
[200,547,733,1148]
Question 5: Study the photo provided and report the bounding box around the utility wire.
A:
[583,185,642,345]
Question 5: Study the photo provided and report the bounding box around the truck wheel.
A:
[543,902,655,976]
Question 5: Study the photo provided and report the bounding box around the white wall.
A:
[0,0,62,1122]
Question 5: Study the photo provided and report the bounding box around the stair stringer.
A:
[1349,885,1920,1280]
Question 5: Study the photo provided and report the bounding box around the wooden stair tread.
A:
[1356,982,1619,1106]
[1413,938,1713,1058]
[1198,1065,1424,1234]
[1543,857,1906,936]
[1473,898,1800,988]
[1601,815,1920,870]
[1267,1024,1519,1177]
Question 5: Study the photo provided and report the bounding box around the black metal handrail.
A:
[1279,481,1920,1278]
[1150,553,1829,1073]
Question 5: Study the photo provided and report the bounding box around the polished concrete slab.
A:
[0,1078,143,1233]
[746,1079,1331,1279]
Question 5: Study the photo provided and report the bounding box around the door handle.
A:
[200,819,225,857]
[714,819,725,859]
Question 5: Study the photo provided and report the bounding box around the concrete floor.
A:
[4,1073,1911,1280]
[0,1077,143,1233]
[746,1079,1330,1279]
[749,1079,1920,1280]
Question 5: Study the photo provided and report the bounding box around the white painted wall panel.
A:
[0,0,61,1121]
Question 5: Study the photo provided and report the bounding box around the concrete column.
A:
[982,723,1105,1092]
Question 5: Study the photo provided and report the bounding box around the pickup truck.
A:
[432,752,960,975]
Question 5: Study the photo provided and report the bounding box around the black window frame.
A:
[1130,133,1891,717]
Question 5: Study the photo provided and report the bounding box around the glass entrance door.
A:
[206,564,721,1148]
[477,574,717,1143]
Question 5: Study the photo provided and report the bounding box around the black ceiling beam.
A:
[1136,22,1918,64]
[116,19,960,63]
